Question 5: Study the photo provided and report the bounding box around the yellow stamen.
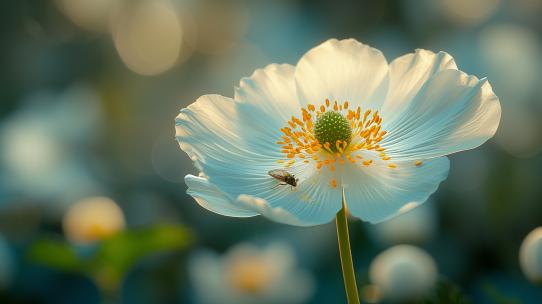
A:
[275,99,395,186]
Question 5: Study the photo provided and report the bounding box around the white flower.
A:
[519,227,542,283]
[0,84,103,208]
[188,242,314,304]
[369,245,438,300]
[175,38,501,226]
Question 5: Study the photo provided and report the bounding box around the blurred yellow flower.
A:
[63,196,125,244]
[189,242,314,304]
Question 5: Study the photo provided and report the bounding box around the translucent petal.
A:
[380,69,501,160]
[234,63,299,126]
[343,157,450,223]
[185,175,258,217]
[294,38,389,109]
[381,49,457,122]
[176,94,341,226]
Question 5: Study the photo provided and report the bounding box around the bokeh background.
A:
[1,0,542,303]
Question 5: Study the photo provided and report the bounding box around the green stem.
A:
[336,190,360,304]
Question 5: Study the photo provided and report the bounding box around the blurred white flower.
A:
[368,202,437,245]
[519,227,542,283]
[0,84,103,211]
[63,196,125,244]
[188,242,314,304]
[369,245,438,300]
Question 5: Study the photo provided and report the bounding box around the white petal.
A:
[237,168,342,226]
[343,157,450,223]
[175,94,279,180]
[234,63,299,126]
[185,175,258,217]
[237,195,310,226]
[380,69,501,160]
[381,49,457,122]
[176,94,341,226]
[294,38,389,109]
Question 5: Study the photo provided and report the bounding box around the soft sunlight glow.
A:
[112,0,183,75]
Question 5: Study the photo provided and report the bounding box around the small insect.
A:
[268,169,298,189]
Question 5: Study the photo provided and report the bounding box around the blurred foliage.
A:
[417,280,472,304]
[483,283,523,304]
[27,224,193,294]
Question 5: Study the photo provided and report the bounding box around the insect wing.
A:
[268,169,289,181]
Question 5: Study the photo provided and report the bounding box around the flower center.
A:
[314,111,352,152]
[275,99,407,188]
[226,255,274,294]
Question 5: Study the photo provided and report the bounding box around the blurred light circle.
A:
[519,227,542,283]
[368,202,437,245]
[369,245,438,300]
[441,0,500,26]
[63,196,125,244]
[176,12,197,65]
[195,2,249,54]
[56,0,121,32]
[112,0,183,75]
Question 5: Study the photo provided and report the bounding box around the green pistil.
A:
[314,111,352,152]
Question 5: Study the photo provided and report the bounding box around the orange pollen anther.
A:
[275,100,395,188]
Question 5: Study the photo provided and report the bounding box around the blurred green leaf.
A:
[88,224,193,291]
[27,237,84,273]
[90,224,193,271]
[27,224,194,294]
